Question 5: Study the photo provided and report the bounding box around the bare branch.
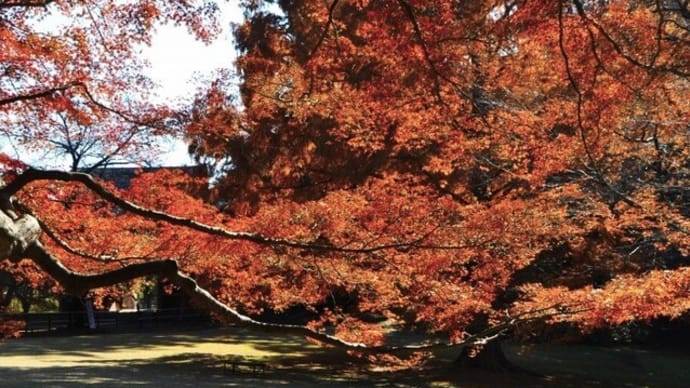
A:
[26,242,178,294]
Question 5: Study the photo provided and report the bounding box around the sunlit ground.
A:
[0,327,689,387]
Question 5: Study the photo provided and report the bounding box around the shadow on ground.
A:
[0,327,689,387]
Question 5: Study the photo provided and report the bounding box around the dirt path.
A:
[0,327,421,387]
[0,327,689,387]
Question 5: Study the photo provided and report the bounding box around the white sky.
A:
[143,5,243,105]
[139,3,244,167]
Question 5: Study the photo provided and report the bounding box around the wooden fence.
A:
[0,308,210,334]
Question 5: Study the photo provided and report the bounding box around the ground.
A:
[0,327,689,387]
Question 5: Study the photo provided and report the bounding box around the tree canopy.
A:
[1,0,690,359]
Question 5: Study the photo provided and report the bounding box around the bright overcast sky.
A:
[143,3,244,166]
[143,4,243,104]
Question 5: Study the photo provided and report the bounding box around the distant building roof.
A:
[85,166,207,189]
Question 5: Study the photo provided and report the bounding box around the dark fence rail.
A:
[0,308,211,335]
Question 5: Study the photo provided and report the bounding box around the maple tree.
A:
[1,0,690,365]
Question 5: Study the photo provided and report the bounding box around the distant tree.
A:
[0,0,198,171]
[1,0,689,368]
[7,109,168,172]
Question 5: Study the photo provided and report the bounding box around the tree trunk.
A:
[455,340,520,372]
[1,286,15,308]
[20,297,30,314]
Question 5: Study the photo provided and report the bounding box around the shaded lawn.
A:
[0,327,689,387]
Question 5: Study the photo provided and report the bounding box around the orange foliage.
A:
[2,0,690,350]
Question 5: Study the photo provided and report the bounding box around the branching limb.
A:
[396,0,444,102]
[308,0,340,60]
[572,0,689,77]
[557,0,640,208]
[0,81,172,130]
[25,242,177,295]
[2,169,469,253]
[71,82,171,129]
[0,182,581,353]
[0,83,78,107]
[22,240,572,354]
[395,0,495,129]
[12,199,139,263]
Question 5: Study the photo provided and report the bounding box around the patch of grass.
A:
[506,342,690,387]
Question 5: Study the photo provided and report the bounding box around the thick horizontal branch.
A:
[23,241,539,354]
[0,0,55,9]
[26,243,178,294]
[0,83,77,107]
[1,171,551,353]
[3,169,466,253]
